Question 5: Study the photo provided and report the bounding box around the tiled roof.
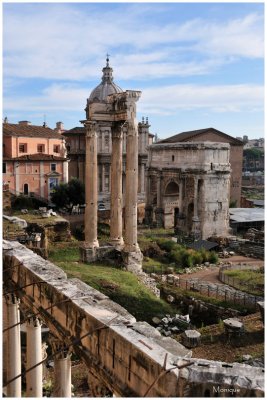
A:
[159,128,244,146]
[3,154,66,161]
[3,123,63,139]
[63,127,85,137]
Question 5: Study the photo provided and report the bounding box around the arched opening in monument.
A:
[187,203,194,232]
[23,183,29,195]
[165,181,179,196]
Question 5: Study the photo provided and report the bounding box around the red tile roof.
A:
[3,123,63,139]
[63,127,85,137]
[159,128,243,146]
[3,154,66,161]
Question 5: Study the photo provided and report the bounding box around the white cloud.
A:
[3,4,264,81]
[3,82,263,118]
[139,83,264,115]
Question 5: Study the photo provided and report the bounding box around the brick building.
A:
[3,121,68,201]
[159,128,243,206]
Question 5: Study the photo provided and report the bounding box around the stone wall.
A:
[3,240,264,397]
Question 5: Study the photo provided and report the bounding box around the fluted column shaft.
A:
[51,339,72,398]
[110,123,124,248]
[84,121,99,248]
[26,317,43,397]
[6,294,21,398]
[124,121,139,252]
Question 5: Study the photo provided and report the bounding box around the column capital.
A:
[49,336,71,359]
[5,293,20,305]
[112,122,124,140]
[125,120,138,137]
[26,316,42,328]
[84,121,98,138]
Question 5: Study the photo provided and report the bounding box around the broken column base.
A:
[79,244,122,264]
[122,249,143,273]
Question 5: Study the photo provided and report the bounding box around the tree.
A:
[67,178,85,206]
[50,182,69,208]
[50,179,85,209]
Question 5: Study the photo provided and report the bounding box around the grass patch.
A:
[223,269,264,296]
[48,243,174,322]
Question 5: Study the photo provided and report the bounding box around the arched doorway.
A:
[23,183,29,195]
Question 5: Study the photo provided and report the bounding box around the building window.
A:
[172,155,175,162]
[51,163,57,172]
[37,144,45,153]
[19,143,27,153]
[53,145,60,153]
[3,162,6,173]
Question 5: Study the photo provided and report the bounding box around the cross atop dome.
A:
[106,53,110,67]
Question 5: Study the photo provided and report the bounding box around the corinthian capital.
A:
[85,121,98,138]
[125,120,138,136]
[112,122,124,139]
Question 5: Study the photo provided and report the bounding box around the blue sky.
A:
[3,2,264,139]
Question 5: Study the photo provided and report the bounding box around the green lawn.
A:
[48,243,174,322]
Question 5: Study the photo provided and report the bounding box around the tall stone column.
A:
[192,176,201,240]
[124,120,139,253]
[144,171,153,225]
[50,339,72,398]
[102,164,105,193]
[123,120,143,271]
[110,123,124,249]
[6,294,21,398]
[26,317,43,398]
[140,163,145,194]
[84,121,99,249]
[155,173,164,227]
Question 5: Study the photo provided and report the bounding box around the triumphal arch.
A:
[80,60,143,271]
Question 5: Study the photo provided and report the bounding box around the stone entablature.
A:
[145,142,231,239]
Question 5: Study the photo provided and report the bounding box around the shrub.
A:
[200,248,209,263]
[156,239,177,252]
[192,251,203,265]
[12,195,34,209]
[182,252,194,268]
[209,251,218,264]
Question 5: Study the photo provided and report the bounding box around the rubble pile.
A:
[152,313,190,336]
[243,228,264,242]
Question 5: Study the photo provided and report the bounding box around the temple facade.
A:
[63,59,153,203]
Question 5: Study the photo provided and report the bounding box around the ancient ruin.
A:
[145,142,231,239]
[79,57,143,271]
[3,240,265,397]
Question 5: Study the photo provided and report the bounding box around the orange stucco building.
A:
[3,121,68,201]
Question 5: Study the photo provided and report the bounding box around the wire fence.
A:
[219,265,264,298]
[148,267,262,310]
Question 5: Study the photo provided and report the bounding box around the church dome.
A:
[88,56,123,103]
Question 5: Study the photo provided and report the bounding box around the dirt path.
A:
[179,255,264,285]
